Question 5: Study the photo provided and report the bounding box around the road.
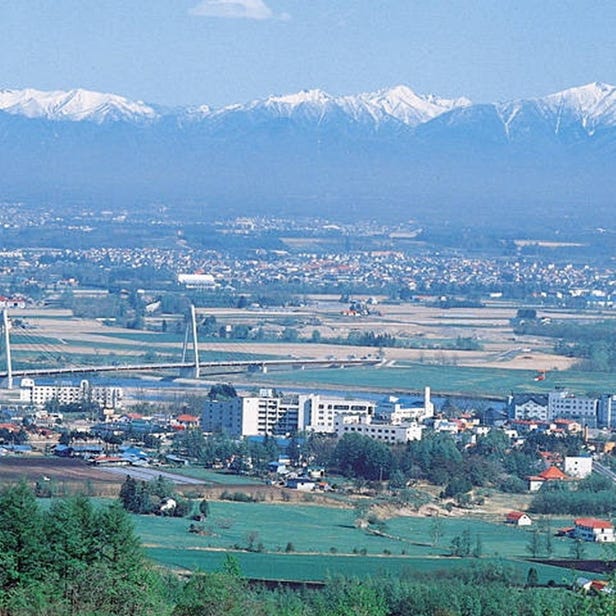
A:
[593,460,616,482]
[96,465,205,485]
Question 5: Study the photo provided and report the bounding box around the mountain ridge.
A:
[2,82,614,133]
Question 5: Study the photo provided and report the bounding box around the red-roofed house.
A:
[574,518,615,543]
[506,511,532,526]
[528,465,569,492]
[540,466,568,480]
[0,423,20,433]
[175,414,200,428]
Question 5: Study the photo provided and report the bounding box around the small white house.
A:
[506,511,532,526]
[286,477,315,491]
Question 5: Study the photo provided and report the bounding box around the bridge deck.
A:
[0,357,380,379]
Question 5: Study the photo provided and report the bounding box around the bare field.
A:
[11,300,614,374]
[194,299,586,371]
[0,455,123,495]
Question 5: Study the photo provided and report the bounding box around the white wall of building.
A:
[335,414,422,443]
[564,456,593,479]
[202,392,375,437]
[548,391,599,426]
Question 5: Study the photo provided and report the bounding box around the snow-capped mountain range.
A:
[1,82,616,135]
[1,81,616,228]
[0,83,472,127]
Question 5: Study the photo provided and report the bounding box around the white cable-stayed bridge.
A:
[0,306,379,388]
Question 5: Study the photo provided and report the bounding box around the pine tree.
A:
[119,475,138,511]
[0,482,45,588]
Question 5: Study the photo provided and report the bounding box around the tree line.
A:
[513,317,616,372]
[330,430,584,502]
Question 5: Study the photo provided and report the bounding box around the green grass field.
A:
[134,501,612,582]
[145,549,576,586]
[254,364,616,397]
[169,468,264,486]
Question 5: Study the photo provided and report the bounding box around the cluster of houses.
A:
[526,454,593,492]
[506,510,615,543]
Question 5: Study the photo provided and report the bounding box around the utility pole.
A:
[2,309,13,390]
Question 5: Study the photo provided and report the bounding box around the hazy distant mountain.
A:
[1,82,615,229]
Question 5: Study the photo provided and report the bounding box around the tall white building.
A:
[508,394,549,421]
[564,455,593,479]
[202,389,375,437]
[305,395,375,433]
[19,378,123,409]
[598,394,616,429]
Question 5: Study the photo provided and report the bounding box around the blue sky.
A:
[1,1,615,107]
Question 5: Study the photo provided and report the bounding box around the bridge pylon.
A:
[2,309,13,390]
[181,304,201,379]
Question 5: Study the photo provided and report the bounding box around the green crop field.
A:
[252,364,616,398]
[134,501,610,583]
[145,549,576,586]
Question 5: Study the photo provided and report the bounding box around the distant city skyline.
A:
[1,1,615,108]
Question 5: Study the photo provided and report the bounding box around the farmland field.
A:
[169,467,263,486]
[134,501,607,583]
[145,549,576,586]
[0,456,124,496]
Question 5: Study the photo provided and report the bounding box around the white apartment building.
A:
[548,391,599,427]
[19,378,123,409]
[564,456,593,479]
[202,389,375,437]
[335,414,423,443]
[305,395,375,433]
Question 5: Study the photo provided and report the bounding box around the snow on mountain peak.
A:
[226,84,472,128]
[0,87,158,123]
[265,89,333,106]
[538,82,616,131]
[361,85,472,126]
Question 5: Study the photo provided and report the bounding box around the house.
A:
[164,454,190,466]
[174,414,200,430]
[506,511,532,526]
[508,394,549,421]
[268,460,288,475]
[305,466,325,479]
[286,477,316,491]
[574,518,615,543]
[527,465,568,492]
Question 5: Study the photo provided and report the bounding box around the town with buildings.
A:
[0,211,613,310]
